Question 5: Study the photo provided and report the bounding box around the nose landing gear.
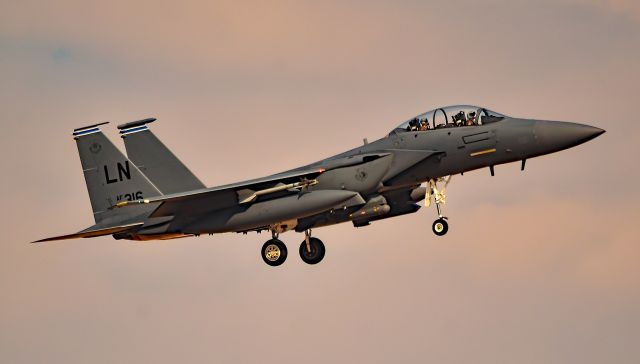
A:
[426,176,452,236]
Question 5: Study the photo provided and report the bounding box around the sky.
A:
[1,0,639,363]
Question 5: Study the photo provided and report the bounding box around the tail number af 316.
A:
[116,191,144,202]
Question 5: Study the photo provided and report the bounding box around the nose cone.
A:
[534,121,605,153]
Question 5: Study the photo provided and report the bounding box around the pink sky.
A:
[1,1,639,363]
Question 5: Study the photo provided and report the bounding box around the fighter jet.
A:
[34,105,604,266]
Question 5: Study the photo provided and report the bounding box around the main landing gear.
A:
[261,236,288,266]
[260,230,326,266]
[426,176,452,236]
[299,230,325,265]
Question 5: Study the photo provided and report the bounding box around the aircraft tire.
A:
[432,218,448,236]
[261,239,288,266]
[299,237,325,265]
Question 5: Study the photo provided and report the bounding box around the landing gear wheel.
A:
[299,237,325,265]
[432,218,449,236]
[261,239,288,266]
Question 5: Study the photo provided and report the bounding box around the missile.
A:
[111,199,151,209]
[239,180,319,204]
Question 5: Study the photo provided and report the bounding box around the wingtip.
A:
[30,235,67,243]
[30,237,53,243]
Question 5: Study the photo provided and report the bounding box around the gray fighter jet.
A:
[34,105,604,266]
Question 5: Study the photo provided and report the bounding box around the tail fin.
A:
[118,118,205,194]
[73,122,162,224]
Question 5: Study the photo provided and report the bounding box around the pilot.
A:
[466,112,477,126]
[453,111,466,126]
[408,117,419,131]
[419,120,429,131]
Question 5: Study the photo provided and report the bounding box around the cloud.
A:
[600,0,640,22]
[50,47,73,62]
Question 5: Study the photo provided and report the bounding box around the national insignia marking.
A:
[90,142,102,154]
[355,168,368,181]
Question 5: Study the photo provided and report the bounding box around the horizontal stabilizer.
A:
[31,222,143,243]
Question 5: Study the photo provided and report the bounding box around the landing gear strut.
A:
[299,230,325,265]
[426,176,452,236]
[261,231,288,266]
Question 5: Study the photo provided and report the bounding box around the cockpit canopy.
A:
[390,105,506,135]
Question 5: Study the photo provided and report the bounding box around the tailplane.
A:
[32,222,144,243]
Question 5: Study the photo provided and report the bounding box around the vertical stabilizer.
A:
[73,123,162,225]
[118,118,205,194]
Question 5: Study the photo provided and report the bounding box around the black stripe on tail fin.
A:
[118,118,205,194]
[73,122,162,224]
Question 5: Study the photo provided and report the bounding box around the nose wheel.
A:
[432,218,448,236]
